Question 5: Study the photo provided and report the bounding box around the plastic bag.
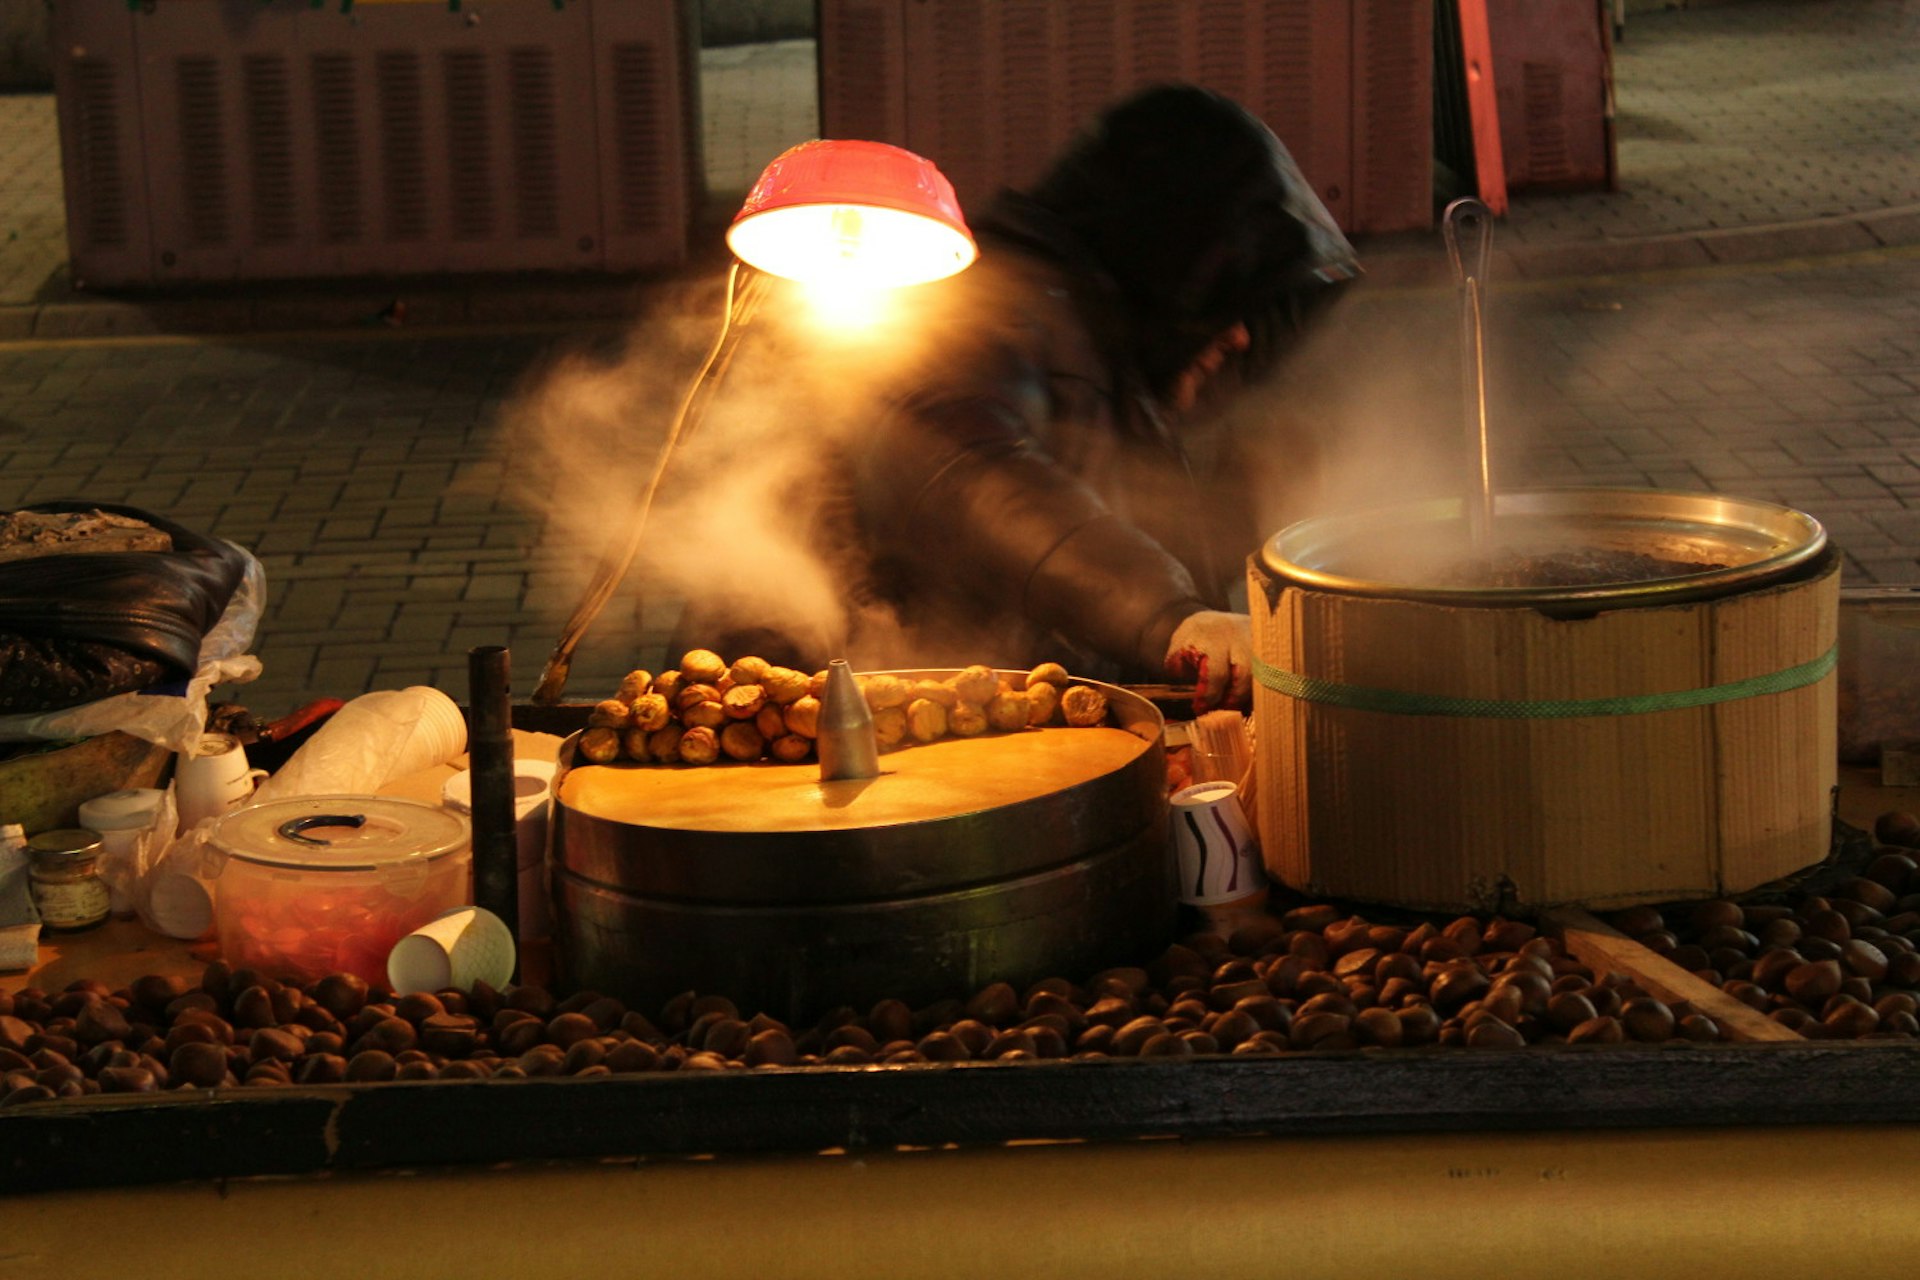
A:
[0,545,265,755]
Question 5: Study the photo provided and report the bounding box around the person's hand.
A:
[1163,610,1254,711]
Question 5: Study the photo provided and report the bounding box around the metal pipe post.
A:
[467,644,519,978]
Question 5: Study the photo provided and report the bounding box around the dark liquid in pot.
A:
[1439,548,1730,588]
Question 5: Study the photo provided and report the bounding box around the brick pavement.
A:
[0,246,1912,721]
[0,3,1915,720]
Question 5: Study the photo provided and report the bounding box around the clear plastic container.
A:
[207,795,471,986]
[1837,586,1920,769]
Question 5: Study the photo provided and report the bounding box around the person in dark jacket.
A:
[663,83,1356,709]
[834,83,1359,707]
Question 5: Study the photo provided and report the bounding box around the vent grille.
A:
[610,41,663,233]
[1062,4,1116,122]
[1353,1,1433,231]
[1521,61,1572,184]
[1195,0,1251,98]
[54,0,693,284]
[375,49,429,242]
[443,49,494,241]
[1129,1,1182,83]
[509,45,561,239]
[242,55,295,245]
[998,2,1052,185]
[310,51,364,244]
[930,0,987,193]
[1258,3,1317,145]
[174,56,229,246]
[68,59,128,249]
[823,1,896,141]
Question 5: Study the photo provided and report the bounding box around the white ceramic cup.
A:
[174,732,269,833]
[387,905,516,994]
[1169,780,1269,907]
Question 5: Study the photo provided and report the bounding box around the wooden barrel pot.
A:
[1248,489,1839,915]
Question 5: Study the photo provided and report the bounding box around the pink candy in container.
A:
[206,795,472,987]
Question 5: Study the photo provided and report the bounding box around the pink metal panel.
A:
[589,0,700,271]
[68,0,688,285]
[1485,0,1613,194]
[1349,0,1433,234]
[50,6,155,288]
[829,1,1362,231]
[818,0,909,147]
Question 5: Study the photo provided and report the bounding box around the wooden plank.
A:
[1543,905,1805,1043]
[8,1037,1918,1197]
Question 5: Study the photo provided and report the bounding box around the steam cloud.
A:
[497,262,1556,681]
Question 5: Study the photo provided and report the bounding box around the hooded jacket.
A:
[839,85,1358,679]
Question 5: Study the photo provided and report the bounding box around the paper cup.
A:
[392,687,469,781]
[440,760,554,939]
[1169,780,1268,908]
[387,905,515,994]
[141,821,218,940]
[146,869,216,940]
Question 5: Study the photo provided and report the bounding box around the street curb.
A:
[3,205,1918,339]
[1355,204,1920,289]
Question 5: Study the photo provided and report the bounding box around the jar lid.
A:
[26,828,103,865]
[209,795,469,872]
[79,788,167,831]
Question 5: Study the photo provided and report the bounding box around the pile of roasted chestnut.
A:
[3,906,1709,1108]
[574,651,1108,768]
[1603,809,1920,1039]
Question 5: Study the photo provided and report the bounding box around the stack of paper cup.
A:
[440,759,554,940]
[254,687,469,803]
[387,906,516,994]
[394,686,469,781]
[78,788,169,919]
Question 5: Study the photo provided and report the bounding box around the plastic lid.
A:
[79,788,167,831]
[440,760,555,820]
[209,795,469,872]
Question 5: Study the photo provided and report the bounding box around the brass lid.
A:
[25,827,103,867]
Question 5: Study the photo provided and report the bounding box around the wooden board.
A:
[1543,904,1804,1044]
[560,724,1150,835]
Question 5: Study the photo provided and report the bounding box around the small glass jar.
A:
[26,828,110,933]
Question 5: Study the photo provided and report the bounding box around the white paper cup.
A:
[440,760,554,939]
[146,868,217,940]
[391,686,469,781]
[174,733,269,832]
[387,905,515,994]
[1169,780,1268,908]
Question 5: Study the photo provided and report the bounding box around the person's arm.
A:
[857,388,1208,675]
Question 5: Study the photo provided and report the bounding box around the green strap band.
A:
[1252,644,1837,720]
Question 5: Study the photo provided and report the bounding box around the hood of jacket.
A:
[972,83,1359,403]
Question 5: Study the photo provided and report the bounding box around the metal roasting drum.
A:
[549,673,1173,1024]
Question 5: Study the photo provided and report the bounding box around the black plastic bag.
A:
[0,503,251,715]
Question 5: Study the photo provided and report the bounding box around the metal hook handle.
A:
[1443,197,1494,286]
[277,813,367,847]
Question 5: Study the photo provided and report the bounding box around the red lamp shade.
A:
[726,139,978,288]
